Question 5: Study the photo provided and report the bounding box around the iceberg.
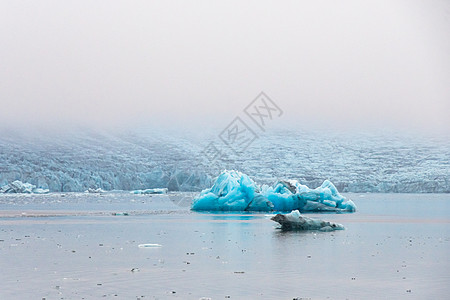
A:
[263,179,356,212]
[131,188,168,195]
[0,180,49,194]
[191,170,274,211]
[191,170,356,212]
[271,210,345,231]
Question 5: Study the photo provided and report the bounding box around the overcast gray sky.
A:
[0,0,449,135]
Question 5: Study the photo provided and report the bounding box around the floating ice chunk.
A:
[138,243,162,248]
[111,212,129,216]
[85,188,105,193]
[131,188,168,195]
[0,180,49,194]
[271,210,345,231]
[191,170,274,211]
[265,179,356,212]
[32,188,50,194]
[191,170,356,212]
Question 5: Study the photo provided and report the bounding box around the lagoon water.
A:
[0,193,449,299]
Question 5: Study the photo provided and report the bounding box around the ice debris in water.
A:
[0,180,49,194]
[131,188,168,195]
[191,170,356,212]
[271,210,345,231]
[85,188,105,193]
[138,243,162,248]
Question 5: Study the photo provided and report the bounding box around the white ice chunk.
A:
[32,188,50,194]
[131,188,168,194]
[85,188,105,193]
[138,243,162,248]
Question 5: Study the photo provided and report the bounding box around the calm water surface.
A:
[0,193,449,299]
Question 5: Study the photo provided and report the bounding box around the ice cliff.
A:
[0,129,448,193]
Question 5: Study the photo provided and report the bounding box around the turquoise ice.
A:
[191,170,356,212]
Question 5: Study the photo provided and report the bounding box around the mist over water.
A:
[0,1,449,194]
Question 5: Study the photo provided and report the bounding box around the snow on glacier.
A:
[191,170,356,212]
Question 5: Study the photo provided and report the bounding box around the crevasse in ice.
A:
[191,170,356,212]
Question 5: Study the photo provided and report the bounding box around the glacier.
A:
[191,170,356,212]
[271,210,345,231]
[0,128,448,193]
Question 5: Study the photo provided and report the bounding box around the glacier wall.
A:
[0,129,448,193]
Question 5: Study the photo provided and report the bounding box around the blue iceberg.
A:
[191,170,274,211]
[191,170,356,212]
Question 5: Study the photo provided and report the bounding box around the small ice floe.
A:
[111,212,129,216]
[138,243,162,248]
[131,188,168,195]
[271,210,345,231]
[85,188,105,193]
